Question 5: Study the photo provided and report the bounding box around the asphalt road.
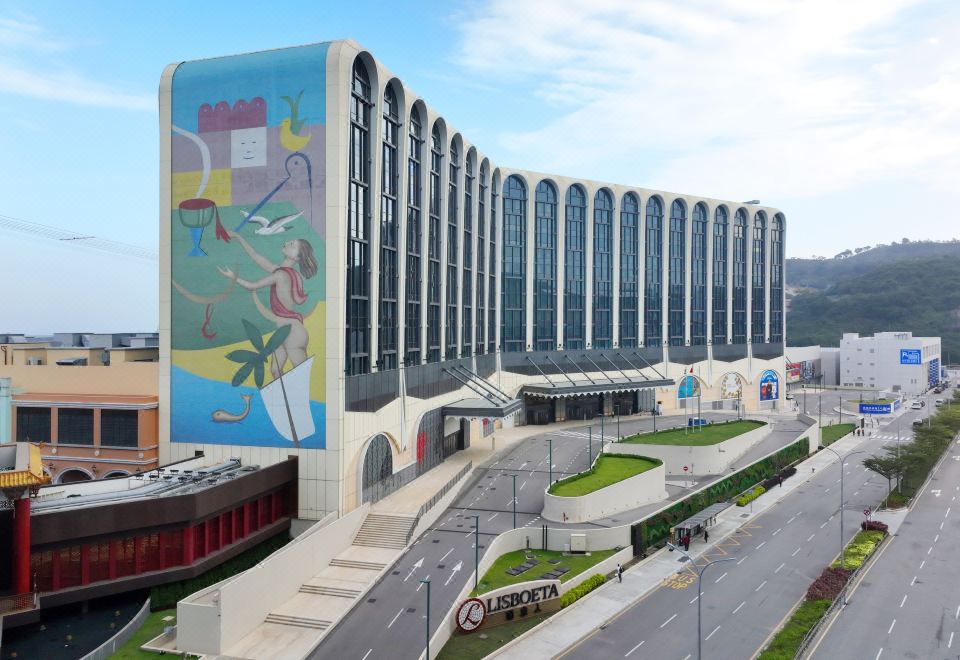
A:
[555,405,942,660]
[812,396,960,660]
[311,411,758,660]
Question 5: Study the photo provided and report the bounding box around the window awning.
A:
[441,397,523,419]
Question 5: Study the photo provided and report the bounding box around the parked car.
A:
[785,393,794,400]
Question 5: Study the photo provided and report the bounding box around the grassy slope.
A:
[472,548,616,595]
[549,455,658,497]
[437,612,553,660]
[821,423,856,446]
[108,609,181,659]
[621,420,764,446]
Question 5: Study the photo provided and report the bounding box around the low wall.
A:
[542,460,667,523]
[798,413,820,452]
[610,422,770,476]
[78,597,151,660]
[177,508,357,656]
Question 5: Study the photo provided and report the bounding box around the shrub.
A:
[560,574,606,608]
[861,520,888,533]
[736,485,765,507]
[832,530,885,570]
[806,566,852,601]
[758,599,831,660]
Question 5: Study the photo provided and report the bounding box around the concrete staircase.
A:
[299,584,361,598]
[328,557,387,571]
[264,613,332,631]
[352,513,416,549]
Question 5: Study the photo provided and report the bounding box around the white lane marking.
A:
[705,624,721,641]
[464,530,474,538]
[660,613,677,628]
[773,528,782,536]
[362,649,373,660]
[715,572,728,584]
[737,556,748,565]
[807,533,816,542]
[624,640,645,657]
[756,541,767,550]
[854,491,860,496]
[755,580,768,592]
[825,488,831,493]
[935,534,940,543]
[920,560,926,570]
[733,601,746,614]
[947,507,952,519]
[787,516,796,524]
[875,648,883,660]
[928,546,933,555]
[416,575,429,591]
[821,522,829,529]
[683,656,692,660]
[792,548,801,557]
[941,522,945,531]
[910,576,918,586]
[690,595,699,604]
[950,632,955,649]
[887,619,896,635]
[775,562,786,574]
[900,594,907,608]
[388,608,404,628]
[439,548,454,562]
[519,481,527,492]
[487,513,499,522]
[956,604,960,620]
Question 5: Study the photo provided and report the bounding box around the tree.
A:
[863,451,905,499]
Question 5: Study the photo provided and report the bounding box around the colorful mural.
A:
[677,375,701,399]
[169,44,328,448]
[719,372,744,400]
[759,370,780,402]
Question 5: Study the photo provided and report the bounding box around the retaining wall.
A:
[541,461,667,523]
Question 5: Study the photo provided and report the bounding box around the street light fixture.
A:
[420,577,431,660]
[666,542,736,660]
[818,446,867,603]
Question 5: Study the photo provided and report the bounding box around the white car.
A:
[910,400,924,410]
[935,398,944,406]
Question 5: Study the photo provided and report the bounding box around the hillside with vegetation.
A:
[787,241,960,361]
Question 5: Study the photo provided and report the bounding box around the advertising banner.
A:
[900,349,922,365]
[677,375,702,399]
[759,370,780,401]
[859,402,892,415]
[786,362,801,383]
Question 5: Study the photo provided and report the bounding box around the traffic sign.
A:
[863,508,870,516]
[683,466,689,473]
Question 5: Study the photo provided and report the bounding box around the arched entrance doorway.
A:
[361,434,394,504]
[57,468,93,484]
[102,470,130,479]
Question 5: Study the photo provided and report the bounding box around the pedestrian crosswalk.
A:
[547,429,596,440]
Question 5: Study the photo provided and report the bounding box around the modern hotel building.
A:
[159,40,786,520]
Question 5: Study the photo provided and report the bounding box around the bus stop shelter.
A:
[670,502,730,544]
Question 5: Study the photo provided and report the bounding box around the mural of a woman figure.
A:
[218,230,318,378]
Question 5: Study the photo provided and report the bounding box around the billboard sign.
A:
[900,349,922,365]
[759,370,780,401]
[860,403,892,415]
[168,44,329,448]
[786,362,801,383]
[678,375,702,399]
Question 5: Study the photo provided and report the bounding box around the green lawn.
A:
[437,611,554,660]
[757,599,831,660]
[849,398,893,404]
[821,423,856,446]
[548,455,659,497]
[620,420,765,447]
[472,548,617,596]
[108,608,183,659]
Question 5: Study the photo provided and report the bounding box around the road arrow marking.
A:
[445,561,463,586]
[932,489,942,497]
[404,557,425,582]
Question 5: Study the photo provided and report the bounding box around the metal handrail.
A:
[409,461,474,543]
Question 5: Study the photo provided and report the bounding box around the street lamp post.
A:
[548,438,553,487]
[819,446,866,603]
[471,514,480,591]
[666,542,736,660]
[617,405,621,440]
[511,474,517,529]
[588,427,593,466]
[818,390,822,429]
[420,578,431,660]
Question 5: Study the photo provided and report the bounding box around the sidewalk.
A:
[493,427,875,659]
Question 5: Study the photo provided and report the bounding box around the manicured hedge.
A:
[831,530,884,570]
[806,566,853,601]
[560,574,606,608]
[757,599,831,660]
[861,520,889,533]
[736,485,765,507]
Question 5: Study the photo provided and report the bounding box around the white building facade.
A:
[839,332,942,395]
[159,40,787,520]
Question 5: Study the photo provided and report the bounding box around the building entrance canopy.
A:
[522,377,674,400]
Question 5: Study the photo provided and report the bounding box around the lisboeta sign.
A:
[456,579,561,632]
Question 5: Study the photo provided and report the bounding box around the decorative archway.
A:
[102,470,130,480]
[56,468,93,484]
[361,434,395,504]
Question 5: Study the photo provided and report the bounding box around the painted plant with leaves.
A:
[227,319,292,387]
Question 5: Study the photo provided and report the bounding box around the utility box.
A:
[570,534,587,554]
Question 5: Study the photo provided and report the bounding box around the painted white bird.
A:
[239,210,304,235]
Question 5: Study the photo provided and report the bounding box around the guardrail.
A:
[0,592,37,615]
[409,461,473,542]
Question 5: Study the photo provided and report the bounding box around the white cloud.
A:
[0,13,152,110]
[454,0,960,203]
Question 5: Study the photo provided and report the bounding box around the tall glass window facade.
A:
[404,107,423,365]
[752,211,767,344]
[732,208,748,344]
[691,202,707,346]
[593,189,613,349]
[488,178,498,353]
[378,85,400,371]
[476,164,487,354]
[346,59,372,375]
[644,197,664,347]
[534,181,557,351]
[426,124,443,363]
[668,200,686,346]
[620,193,639,348]
[462,157,474,356]
[564,185,586,349]
[501,175,526,353]
[712,206,728,344]
[446,142,460,359]
[771,214,785,343]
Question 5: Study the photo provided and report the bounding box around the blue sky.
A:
[1,0,957,332]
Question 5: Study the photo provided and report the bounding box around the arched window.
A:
[361,434,394,503]
[501,175,527,352]
[564,185,587,349]
[476,162,487,354]
[593,189,614,348]
[691,203,707,346]
[771,214,785,343]
[462,155,474,356]
[644,197,664,347]
[446,141,460,359]
[426,123,443,363]
[404,106,423,366]
[534,181,558,351]
[752,211,767,343]
[620,193,640,348]
[378,85,400,371]
[346,59,372,375]
[712,206,728,344]
[732,208,748,344]
[668,200,686,346]
[489,176,498,353]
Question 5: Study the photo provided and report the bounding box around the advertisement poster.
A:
[786,362,801,383]
[677,375,702,399]
[759,370,779,401]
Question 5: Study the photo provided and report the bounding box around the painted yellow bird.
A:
[280,118,312,152]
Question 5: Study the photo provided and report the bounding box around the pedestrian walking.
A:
[616,563,623,583]
[704,530,709,543]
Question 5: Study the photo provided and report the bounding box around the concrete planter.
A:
[541,459,667,524]
[609,422,771,476]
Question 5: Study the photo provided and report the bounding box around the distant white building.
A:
[838,332,941,395]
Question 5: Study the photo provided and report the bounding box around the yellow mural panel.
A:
[172,169,232,208]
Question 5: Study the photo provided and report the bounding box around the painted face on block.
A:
[230,127,267,168]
